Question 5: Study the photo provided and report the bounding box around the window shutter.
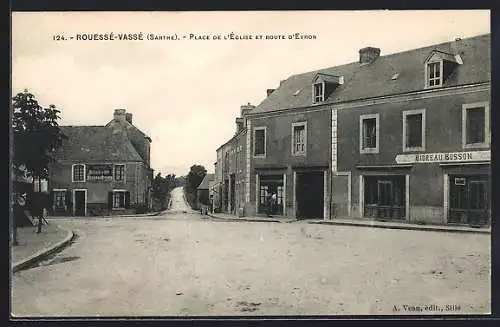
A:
[108,191,113,209]
[125,191,131,209]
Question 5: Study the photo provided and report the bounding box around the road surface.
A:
[11,188,490,316]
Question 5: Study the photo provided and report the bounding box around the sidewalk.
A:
[11,224,74,273]
[207,213,490,234]
[206,212,298,223]
[307,218,491,234]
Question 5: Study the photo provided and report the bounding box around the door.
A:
[74,190,86,216]
[449,175,490,226]
[364,175,405,220]
[296,171,324,219]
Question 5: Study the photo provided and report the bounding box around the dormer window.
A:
[311,73,344,104]
[424,50,462,89]
[313,83,324,103]
[427,62,442,87]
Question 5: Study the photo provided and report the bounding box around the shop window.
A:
[253,127,266,157]
[72,164,85,182]
[463,103,489,148]
[360,114,379,154]
[292,122,307,156]
[53,190,67,211]
[110,190,129,209]
[449,175,490,226]
[364,175,405,219]
[114,164,125,181]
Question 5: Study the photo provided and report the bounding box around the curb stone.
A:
[12,226,75,274]
[207,214,284,224]
[308,220,491,234]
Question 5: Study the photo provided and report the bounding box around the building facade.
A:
[214,33,490,226]
[214,104,251,215]
[48,109,153,216]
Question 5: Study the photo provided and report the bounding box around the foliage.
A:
[12,90,67,180]
[151,172,183,210]
[184,164,207,210]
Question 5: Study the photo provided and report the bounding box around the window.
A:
[253,127,266,157]
[403,109,426,151]
[313,82,324,103]
[114,164,125,181]
[72,164,85,182]
[292,122,307,155]
[427,61,442,87]
[113,190,127,209]
[462,102,490,148]
[359,114,379,154]
[53,190,67,210]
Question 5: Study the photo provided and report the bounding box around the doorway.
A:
[449,174,490,226]
[363,175,406,220]
[258,175,284,215]
[74,190,86,216]
[296,171,324,219]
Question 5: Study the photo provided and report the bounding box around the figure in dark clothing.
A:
[266,193,277,217]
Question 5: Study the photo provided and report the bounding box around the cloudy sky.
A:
[11,10,490,177]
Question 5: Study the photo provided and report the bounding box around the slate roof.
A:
[252,34,490,114]
[54,125,143,162]
[197,173,215,190]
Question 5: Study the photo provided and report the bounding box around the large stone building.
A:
[48,109,153,216]
[213,104,253,215]
[214,33,491,226]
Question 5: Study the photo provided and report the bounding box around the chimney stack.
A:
[240,103,255,117]
[359,47,381,65]
[451,37,463,54]
[125,113,133,124]
[235,117,245,134]
[266,89,275,97]
[114,109,126,121]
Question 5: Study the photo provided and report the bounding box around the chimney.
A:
[451,37,463,54]
[266,89,275,97]
[125,113,133,124]
[240,103,255,117]
[114,109,126,121]
[236,117,245,133]
[359,47,381,65]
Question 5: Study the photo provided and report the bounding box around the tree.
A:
[151,172,179,210]
[12,90,66,235]
[184,165,207,209]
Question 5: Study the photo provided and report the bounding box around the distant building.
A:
[214,104,252,215]
[197,173,215,209]
[48,109,153,216]
[214,33,491,226]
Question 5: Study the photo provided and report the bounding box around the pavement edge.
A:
[12,226,75,274]
[308,220,491,234]
[206,213,283,223]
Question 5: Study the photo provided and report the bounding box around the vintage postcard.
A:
[10,10,491,317]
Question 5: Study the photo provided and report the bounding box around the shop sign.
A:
[455,177,466,186]
[395,150,490,164]
[86,164,113,181]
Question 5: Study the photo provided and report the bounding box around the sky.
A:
[11,10,490,177]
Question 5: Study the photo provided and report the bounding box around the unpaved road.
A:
[11,189,490,316]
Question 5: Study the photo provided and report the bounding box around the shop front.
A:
[444,164,490,226]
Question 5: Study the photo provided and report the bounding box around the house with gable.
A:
[48,109,153,216]
[216,33,490,226]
